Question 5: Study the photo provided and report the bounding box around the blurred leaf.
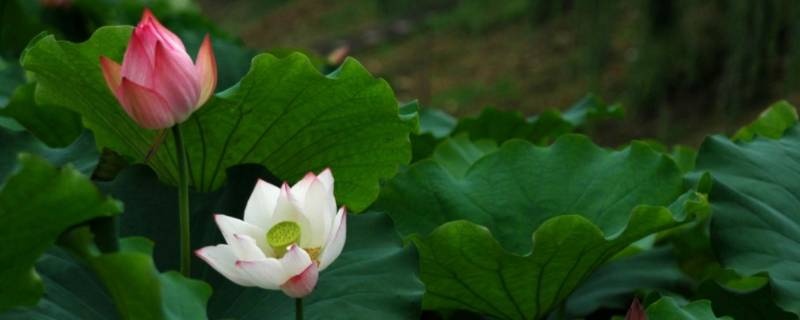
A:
[86,237,211,320]
[410,104,456,161]
[565,246,690,318]
[646,297,730,320]
[419,107,457,138]
[0,0,45,57]
[0,154,122,312]
[560,94,624,126]
[2,238,212,320]
[453,95,622,146]
[454,107,535,143]
[0,127,98,180]
[693,123,800,315]
[98,164,424,320]
[22,26,415,211]
[0,82,82,147]
[694,271,795,320]
[666,219,720,281]
[0,248,115,320]
[732,100,798,141]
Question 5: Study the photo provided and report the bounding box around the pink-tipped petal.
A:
[235,259,284,290]
[280,263,319,298]
[231,234,267,261]
[152,41,200,121]
[317,168,334,191]
[318,207,346,271]
[120,29,156,86]
[280,245,313,275]
[118,78,174,129]
[278,245,317,297]
[140,8,186,52]
[194,34,217,108]
[243,179,281,229]
[195,245,252,286]
[290,172,317,202]
[99,56,122,99]
[214,214,270,257]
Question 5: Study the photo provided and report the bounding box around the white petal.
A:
[195,245,251,286]
[317,168,334,192]
[319,207,347,271]
[214,214,270,258]
[302,178,335,247]
[290,172,317,204]
[234,258,284,290]
[269,184,314,247]
[279,245,314,279]
[231,234,267,260]
[244,179,280,229]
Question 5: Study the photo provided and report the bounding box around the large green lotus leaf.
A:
[0,154,122,312]
[412,194,701,320]
[98,164,424,319]
[0,82,82,147]
[22,26,414,212]
[375,135,702,318]
[565,246,689,318]
[1,238,212,320]
[646,297,730,320]
[693,124,800,315]
[0,127,98,180]
[375,134,686,254]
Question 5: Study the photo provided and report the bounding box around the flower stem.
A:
[172,125,191,277]
[295,298,303,320]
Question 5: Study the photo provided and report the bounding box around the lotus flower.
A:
[196,169,347,298]
[99,9,217,129]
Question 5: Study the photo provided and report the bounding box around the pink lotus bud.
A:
[100,9,217,129]
[625,298,647,320]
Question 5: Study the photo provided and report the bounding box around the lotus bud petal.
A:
[99,8,217,129]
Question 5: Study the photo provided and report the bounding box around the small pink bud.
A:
[625,298,647,320]
[99,8,217,129]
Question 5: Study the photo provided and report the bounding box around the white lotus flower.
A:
[196,169,347,298]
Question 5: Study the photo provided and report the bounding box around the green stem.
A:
[295,298,303,320]
[172,125,191,277]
